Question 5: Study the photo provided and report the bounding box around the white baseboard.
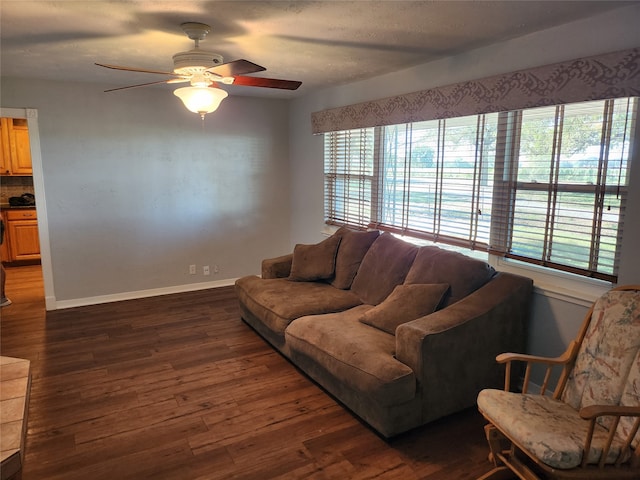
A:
[45,295,57,311]
[50,278,238,310]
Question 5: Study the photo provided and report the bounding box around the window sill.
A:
[489,256,611,307]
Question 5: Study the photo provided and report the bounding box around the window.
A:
[324,128,376,228]
[373,114,499,250]
[324,97,637,282]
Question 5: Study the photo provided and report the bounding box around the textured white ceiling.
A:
[1,1,636,98]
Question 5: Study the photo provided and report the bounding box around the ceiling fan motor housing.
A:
[172,50,224,74]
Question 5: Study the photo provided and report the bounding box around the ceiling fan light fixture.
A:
[96,21,301,114]
[174,86,228,119]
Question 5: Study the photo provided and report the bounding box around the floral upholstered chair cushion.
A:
[477,390,632,469]
[562,289,640,444]
[477,288,640,470]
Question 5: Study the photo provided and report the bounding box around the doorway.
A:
[0,107,54,310]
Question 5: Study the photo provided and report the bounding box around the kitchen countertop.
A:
[0,204,36,210]
[0,356,31,480]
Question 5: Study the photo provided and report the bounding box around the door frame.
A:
[1,107,56,309]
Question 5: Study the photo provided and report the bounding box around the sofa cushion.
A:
[289,234,341,281]
[235,276,362,335]
[331,227,380,290]
[359,283,450,335]
[404,246,495,305]
[285,306,416,407]
[351,233,419,305]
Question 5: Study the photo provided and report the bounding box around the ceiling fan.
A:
[96,22,302,118]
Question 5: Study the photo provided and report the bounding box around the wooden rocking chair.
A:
[477,285,640,480]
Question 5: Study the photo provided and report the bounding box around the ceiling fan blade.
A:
[232,76,302,90]
[207,59,266,77]
[96,63,179,76]
[104,79,178,92]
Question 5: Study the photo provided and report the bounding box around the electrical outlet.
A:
[203,265,210,276]
[214,264,219,274]
[189,264,196,275]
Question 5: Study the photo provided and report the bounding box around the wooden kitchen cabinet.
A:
[0,120,9,175]
[4,209,40,261]
[0,118,32,176]
[0,211,10,263]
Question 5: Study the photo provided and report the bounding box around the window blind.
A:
[324,128,376,229]
[323,97,637,282]
[490,98,636,281]
[371,114,499,250]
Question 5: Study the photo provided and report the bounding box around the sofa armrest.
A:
[395,272,533,421]
[261,253,293,279]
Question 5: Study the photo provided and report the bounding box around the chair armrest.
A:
[578,405,640,469]
[261,253,293,279]
[496,351,571,365]
[496,340,580,395]
[579,405,640,420]
[395,272,532,422]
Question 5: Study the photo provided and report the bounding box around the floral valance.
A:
[311,48,640,134]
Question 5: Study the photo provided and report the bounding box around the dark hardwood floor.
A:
[1,265,493,479]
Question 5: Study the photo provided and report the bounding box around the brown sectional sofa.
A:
[235,228,533,437]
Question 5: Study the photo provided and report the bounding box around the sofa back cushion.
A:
[331,227,380,289]
[404,246,495,305]
[351,233,418,305]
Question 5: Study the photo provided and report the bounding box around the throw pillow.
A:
[331,228,380,290]
[359,283,450,335]
[288,234,341,281]
[405,246,495,306]
[350,233,419,305]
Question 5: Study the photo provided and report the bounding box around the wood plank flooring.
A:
[0,265,494,479]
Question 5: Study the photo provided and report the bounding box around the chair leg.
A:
[477,466,517,480]
[484,424,509,466]
[478,425,518,479]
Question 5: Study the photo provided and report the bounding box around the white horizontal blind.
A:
[322,97,637,282]
[372,114,499,249]
[324,128,375,228]
[490,98,636,281]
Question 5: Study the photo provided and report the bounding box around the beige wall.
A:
[1,78,292,305]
